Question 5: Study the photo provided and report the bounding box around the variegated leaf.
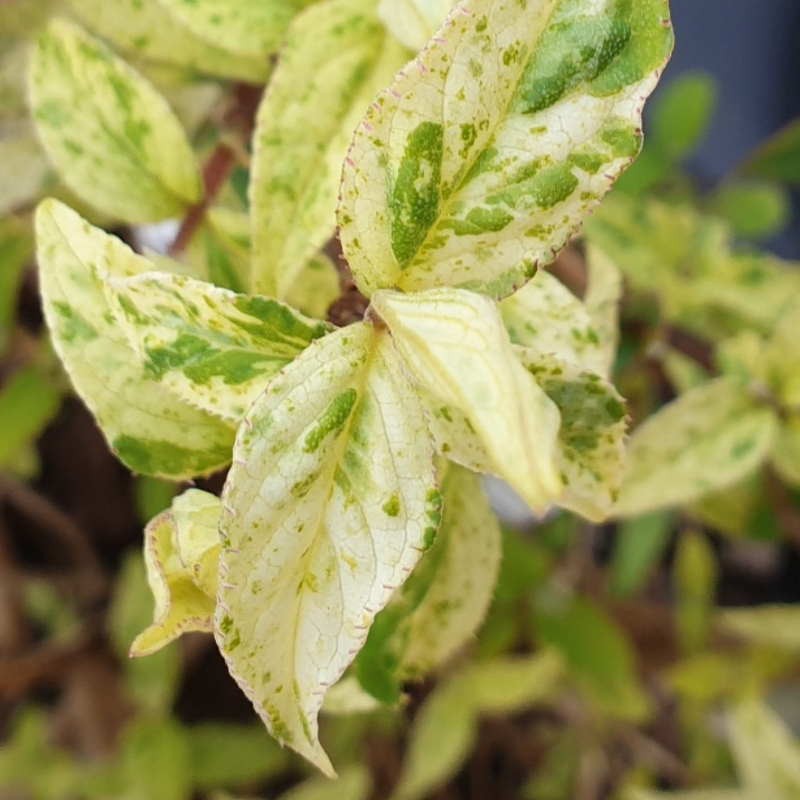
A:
[378,0,455,50]
[616,378,778,517]
[107,271,329,423]
[339,0,673,298]
[517,350,627,522]
[130,489,222,657]
[68,0,269,81]
[250,0,408,299]
[371,288,562,513]
[158,0,311,60]
[216,323,438,774]
[584,243,623,378]
[501,270,607,375]
[36,199,234,478]
[30,19,201,224]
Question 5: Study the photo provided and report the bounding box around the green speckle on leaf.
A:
[303,388,358,452]
[382,494,401,517]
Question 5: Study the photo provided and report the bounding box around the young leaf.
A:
[30,19,201,223]
[378,0,454,50]
[501,271,607,376]
[250,0,408,299]
[107,271,329,423]
[216,323,437,775]
[158,0,310,60]
[68,0,269,82]
[742,117,800,185]
[371,288,562,514]
[356,464,501,700]
[517,352,628,522]
[339,0,674,298]
[393,652,563,800]
[131,489,222,657]
[36,200,235,479]
[615,378,778,517]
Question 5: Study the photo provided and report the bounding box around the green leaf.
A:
[185,208,251,293]
[356,464,501,700]
[729,698,800,799]
[393,652,563,800]
[108,552,181,714]
[377,0,454,50]
[616,378,777,517]
[131,489,221,656]
[120,718,192,800]
[68,0,269,81]
[0,368,60,467]
[742,117,800,185]
[186,723,290,790]
[501,271,607,376]
[36,200,235,478]
[158,0,310,60]
[650,72,717,161]
[250,0,408,299]
[108,271,329,423]
[517,352,628,521]
[135,477,177,524]
[278,766,370,800]
[674,530,717,653]
[371,288,562,514]
[709,181,790,240]
[610,512,672,597]
[30,19,201,223]
[534,595,649,720]
[339,0,673,298]
[0,217,32,350]
[216,323,437,775]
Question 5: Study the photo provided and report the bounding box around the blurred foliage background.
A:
[2,2,800,800]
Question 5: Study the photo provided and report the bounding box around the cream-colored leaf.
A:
[401,465,501,676]
[378,0,454,50]
[616,378,777,517]
[285,253,342,320]
[107,271,329,423]
[501,270,607,375]
[371,288,562,513]
[393,651,562,800]
[130,490,222,657]
[68,0,268,81]
[250,0,408,298]
[339,0,673,298]
[584,243,623,377]
[216,323,437,775]
[718,605,800,652]
[30,19,201,224]
[517,351,628,522]
[158,0,310,60]
[36,199,234,479]
[729,698,800,799]
[772,417,800,488]
[322,677,381,715]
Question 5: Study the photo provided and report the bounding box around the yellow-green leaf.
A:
[584,243,623,378]
[371,288,562,514]
[0,124,52,215]
[107,271,330,423]
[339,0,673,298]
[36,199,234,479]
[772,417,800,487]
[616,378,777,517]
[250,0,408,299]
[286,253,342,320]
[131,489,221,657]
[158,0,311,61]
[68,0,269,81]
[216,323,437,774]
[30,19,201,223]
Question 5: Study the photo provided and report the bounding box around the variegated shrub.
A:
[31,0,673,776]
